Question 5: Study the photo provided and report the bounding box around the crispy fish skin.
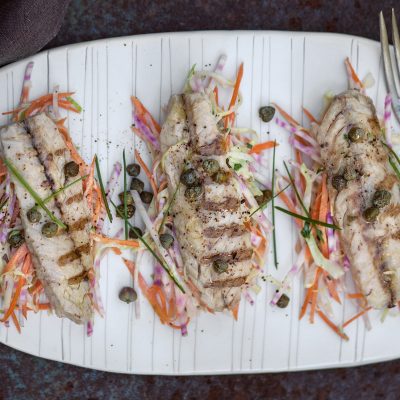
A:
[0,123,92,323]
[317,89,400,309]
[26,113,92,274]
[162,92,253,311]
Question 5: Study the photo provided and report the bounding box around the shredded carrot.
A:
[134,149,158,196]
[11,312,21,333]
[131,96,161,134]
[302,107,318,124]
[225,63,244,128]
[248,140,278,154]
[345,57,364,88]
[309,268,322,323]
[272,103,301,127]
[57,122,87,170]
[2,244,28,275]
[346,293,365,299]
[92,233,140,248]
[342,306,372,329]
[232,304,239,321]
[213,86,219,107]
[317,309,349,341]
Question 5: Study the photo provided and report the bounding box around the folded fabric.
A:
[0,0,71,66]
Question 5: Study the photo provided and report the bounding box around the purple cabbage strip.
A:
[275,117,319,148]
[326,212,337,256]
[134,114,160,151]
[384,93,392,147]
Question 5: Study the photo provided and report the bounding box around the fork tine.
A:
[380,11,400,123]
[391,9,400,82]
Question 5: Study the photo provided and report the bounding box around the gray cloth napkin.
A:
[0,0,71,66]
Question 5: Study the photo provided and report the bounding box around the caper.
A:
[363,207,379,223]
[42,222,58,238]
[277,293,290,309]
[64,161,79,178]
[118,287,137,304]
[202,159,220,176]
[7,230,24,248]
[129,227,143,239]
[180,168,200,187]
[130,178,144,193]
[184,185,203,201]
[343,166,358,181]
[212,169,230,184]
[118,192,134,205]
[213,259,229,274]
[373,189,391,208]
[255,189,273,205]
[160,233,174,249]
[140,191,153,204]
[348,127,365,143]
[27,208,42,223]
[116,204,136,218]
[126,163,141,177]
[258,106,275,123]
[331,175,347,191]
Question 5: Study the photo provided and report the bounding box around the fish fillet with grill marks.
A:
[0,122,92,323]
[317,89,400,309]
[161,93,254,311]
[26,113,92,274]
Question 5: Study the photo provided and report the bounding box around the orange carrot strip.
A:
[131,96,161,134]
[213,86,219,107]
[11,312,21,333]
[92,233,140,248]
[346,293,365,299]
[325,275,341,304]
[342,307,372,329]
[345,57,363,88]
[248,140,278,154]
[2,244,28,275]
[272,103,301,127]
[299,287,313,320]
[225,63,244,128]
[309,268,322,323]
[232,303,239,321]
[134,149,158,196]
[37,303,51,311]
[317,309,349,341]
[302,107,318,124]
[57,124,87,170]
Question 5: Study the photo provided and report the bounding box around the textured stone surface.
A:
[2,0,400,399]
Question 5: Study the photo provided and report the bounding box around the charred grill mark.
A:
[204,276,247,288]
[68,270,89,285]
[54,148,65,156]
[69,217,91,232]
[203,197,239,212]
[202,248,253,264]
[76,243,90,255]
[377,174,398,192]
[66,193,84,205]
[58,249,80,266]
[204,224,247,238]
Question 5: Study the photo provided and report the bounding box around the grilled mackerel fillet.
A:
[317,89,400,309]
[161,93,254,311]
[0,119,92,323]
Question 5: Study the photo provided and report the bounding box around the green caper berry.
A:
[64,161,79,178]
[331,175,347,191]
[126,163,141,177]
[7,231,24,248]
[202,159,220,176]
[373,189,392,208]
[129,227,143,239]
[42,222,58,238]
[212,169,230,184]
[213,259,229,274]
[343,167,358,181]
[277,293,290,309]
[180,168,200,187]
[116,204,136,218]
[140,191,153,204]
[118,192,134,205]
[27,208,42,223]
[363,207,379,223]
[130,178,144,193]
[160,233,174,249]
[119,287,137,304]
[348,127,365,143]
[258,106,276,123]
[184,185,203,201]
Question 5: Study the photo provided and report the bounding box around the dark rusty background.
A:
[2,0,400,399]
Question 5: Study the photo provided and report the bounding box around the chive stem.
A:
[94,154,113,223]
[250,183,290,217]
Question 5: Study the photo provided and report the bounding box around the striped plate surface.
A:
[0,31,398,375]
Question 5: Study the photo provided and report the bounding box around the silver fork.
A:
[380,9,400,123]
